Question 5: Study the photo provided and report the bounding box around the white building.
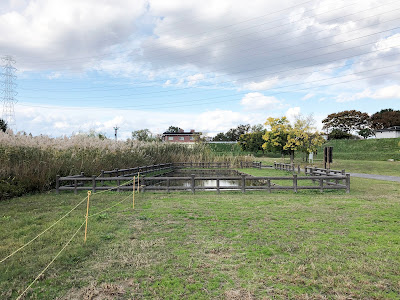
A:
[375,126,400,139]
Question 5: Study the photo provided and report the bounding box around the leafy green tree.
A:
[322,110,370,134]
[212,132,229,141]
[132,129,152,141]
[327,129,353,140]
[0,119,7,132]
[358,128,375,139]
[370,109,400,129]
[166,126,182,133]
[238,131,265,153]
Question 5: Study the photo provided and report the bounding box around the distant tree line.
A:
[322,108,400,139]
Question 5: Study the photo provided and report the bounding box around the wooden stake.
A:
[133,176,135,209]
[84,191,91,243]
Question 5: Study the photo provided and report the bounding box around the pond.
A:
[145,169,261,189]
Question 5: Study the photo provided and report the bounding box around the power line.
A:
[18,67,400,111]
[18,29,400,101]
[19,3,400,92]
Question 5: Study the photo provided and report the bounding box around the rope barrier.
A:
[16,221,85,300]
[89,178,134,196]
[1,179,136,264]
[0,195,88,264]
[89,192,134,218]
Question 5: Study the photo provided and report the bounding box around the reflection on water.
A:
[151,169,258,187]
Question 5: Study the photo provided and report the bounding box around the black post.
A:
[293,174,298,193]
[216,179,220,194]
[241,175,246,193]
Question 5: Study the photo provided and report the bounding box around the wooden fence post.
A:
[346,174,350,193]
[267,179,271,193]
[117,177,120,192]
[101,170,104,186]
[92,175,96,193]
[319,178,323,192]
[56,175,60,194]
[298,165,301,174]
[293,174,298,193]
[216,179,220,194]
[191,174,195,194]
[74,179,77,195]
[241,174,246,193]
[167,178,170,193]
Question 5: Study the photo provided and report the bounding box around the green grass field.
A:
[1,168,399,299]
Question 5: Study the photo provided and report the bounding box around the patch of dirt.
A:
[62,280,138,300]
[224,289,254,300]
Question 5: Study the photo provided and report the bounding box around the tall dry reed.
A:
[0,132,251,199]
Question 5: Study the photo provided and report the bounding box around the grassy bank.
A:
[1,172,399,299]
[315,138,400,161]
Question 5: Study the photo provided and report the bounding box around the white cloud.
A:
[336,85,400,102]
[301,93,314,100]
[240,92,282,111]
[370,85,400,99]
[285,107,301,123]
[242,77,278,91]
[15,103,265,139]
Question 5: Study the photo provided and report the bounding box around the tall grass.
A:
[0,133,252,200]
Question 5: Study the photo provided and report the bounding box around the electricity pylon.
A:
[1,55,17,131]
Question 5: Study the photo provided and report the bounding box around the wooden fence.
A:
[56,162,350,194]
[304,166,346,176]
[274,162,301,173]
[240,161,262,168]
[141,174,350,194]
[173,162,231,168]
[101,163,173,178]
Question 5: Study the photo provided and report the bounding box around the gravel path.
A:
[348,173,400,182]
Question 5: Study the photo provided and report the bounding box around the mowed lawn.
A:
[0,173,399,299]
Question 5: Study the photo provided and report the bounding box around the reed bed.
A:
[0,132,252,200]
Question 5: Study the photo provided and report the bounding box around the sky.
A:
[1,0,400,139]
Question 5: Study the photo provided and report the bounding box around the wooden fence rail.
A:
[304,166,346,176]
[141,174,350,194]
[56,161,351,194]
[172,162,232,168]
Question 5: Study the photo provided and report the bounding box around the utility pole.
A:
[1,56,17,131]
[114,126,119,141]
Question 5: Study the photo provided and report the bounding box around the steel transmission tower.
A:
[1,56,18,131]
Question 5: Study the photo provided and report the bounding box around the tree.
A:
[166,126,182,133]
[358,128,375,139]
[132,129,152,141]
[322,110,370,134]
[132,129,161,142]
[238,131,265,153]
[0,119,7,132]
[370,109,400,129]
[262,116,324,163]
[327,129,353,140]
[213,132,229,141]
[262,117,292,159]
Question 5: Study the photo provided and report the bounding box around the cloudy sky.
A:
[1,0,400,139]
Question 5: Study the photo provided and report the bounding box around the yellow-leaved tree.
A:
[263,115,325,164]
